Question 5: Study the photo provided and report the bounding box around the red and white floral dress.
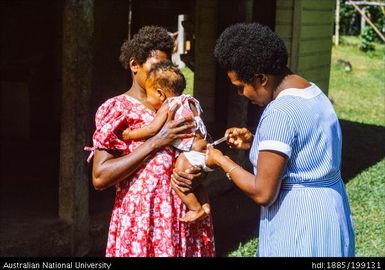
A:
[86,94,215,257]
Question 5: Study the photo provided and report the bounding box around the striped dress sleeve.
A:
[257,109,296,158]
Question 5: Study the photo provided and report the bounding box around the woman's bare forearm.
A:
[92,136,163,190]
[213,151,285,206]
[213,155,259,198]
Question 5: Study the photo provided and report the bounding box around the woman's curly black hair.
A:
[147,60,186,96]
[214,23,289,83]
[119,26,174,69]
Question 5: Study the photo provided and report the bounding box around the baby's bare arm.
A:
[122,103,168,140]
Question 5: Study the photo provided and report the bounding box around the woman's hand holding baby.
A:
[171,166,204,193]
[152,104,195,148]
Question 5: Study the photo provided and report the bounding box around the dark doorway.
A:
[0,1,62,221]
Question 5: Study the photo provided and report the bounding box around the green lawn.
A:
[182,66,194,96]
[227,36,385,257]
[329,36,385,126]
[331,36,385,257]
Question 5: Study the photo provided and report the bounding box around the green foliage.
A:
[360,26,376,52]
[340,2,359,35]
[227,238,258,257]
[362,5,385,44]
[339,1,385,47]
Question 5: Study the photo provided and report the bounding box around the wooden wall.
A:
[275,0,335,93]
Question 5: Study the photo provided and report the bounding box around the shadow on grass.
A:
[340,120,385,182]
[210,186,260,257]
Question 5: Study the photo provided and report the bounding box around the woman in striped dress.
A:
[204,23,355,256]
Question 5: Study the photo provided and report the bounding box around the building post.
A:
[59,0,94,256]
[335,0,340,45]
[194,0,218,123]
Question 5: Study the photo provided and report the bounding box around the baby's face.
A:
[145,80,176,111]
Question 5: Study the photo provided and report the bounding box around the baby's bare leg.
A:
[173,153,210,222]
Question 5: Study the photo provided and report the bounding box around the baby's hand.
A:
[122,128,132,141]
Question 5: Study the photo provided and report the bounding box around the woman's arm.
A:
[205,146,287,206]
[92,106,195,190]
[93,137,160,190]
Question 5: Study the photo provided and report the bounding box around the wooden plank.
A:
[346,1,385,7]
[302,0,335,10]
[276,9,293,25]
[301,10,334,25]
[299,38,332,54]
[297,53,331,70]
[298,65,331,82]
[301,25,333,39]
[282,38,292,52]
[275,24,293,39]
[290,0,302,72]
[314,79,330,93]
[304,78,330,94]
[276,0,294,9]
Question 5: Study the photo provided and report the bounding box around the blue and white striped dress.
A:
[249,83,355,257]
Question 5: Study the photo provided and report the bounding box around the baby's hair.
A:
[147,61,186,96]
[119,26,174,69]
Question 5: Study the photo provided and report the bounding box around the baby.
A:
[122,61,212,223]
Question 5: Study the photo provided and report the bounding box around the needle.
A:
[209,136,227,146]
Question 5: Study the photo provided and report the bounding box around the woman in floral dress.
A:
[85,26,215,257]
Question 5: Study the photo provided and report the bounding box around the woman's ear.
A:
[252,73,268,87]
[260,74,268,86]
[129,58,139,75]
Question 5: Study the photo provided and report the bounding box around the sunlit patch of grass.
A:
[346,159,385,257]
[182,66,194,96]
[329,36,385,126]
[227,238,258,257]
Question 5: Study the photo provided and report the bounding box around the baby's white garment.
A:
[183,150,214,172]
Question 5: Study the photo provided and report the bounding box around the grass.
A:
[227,36,385,257]
[228,238,259,257]
[329,36,385,126]
[182,66,194,96]
[331,36,385,257]
[346,159,385,257]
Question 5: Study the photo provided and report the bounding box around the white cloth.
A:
[183,150,214,172]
